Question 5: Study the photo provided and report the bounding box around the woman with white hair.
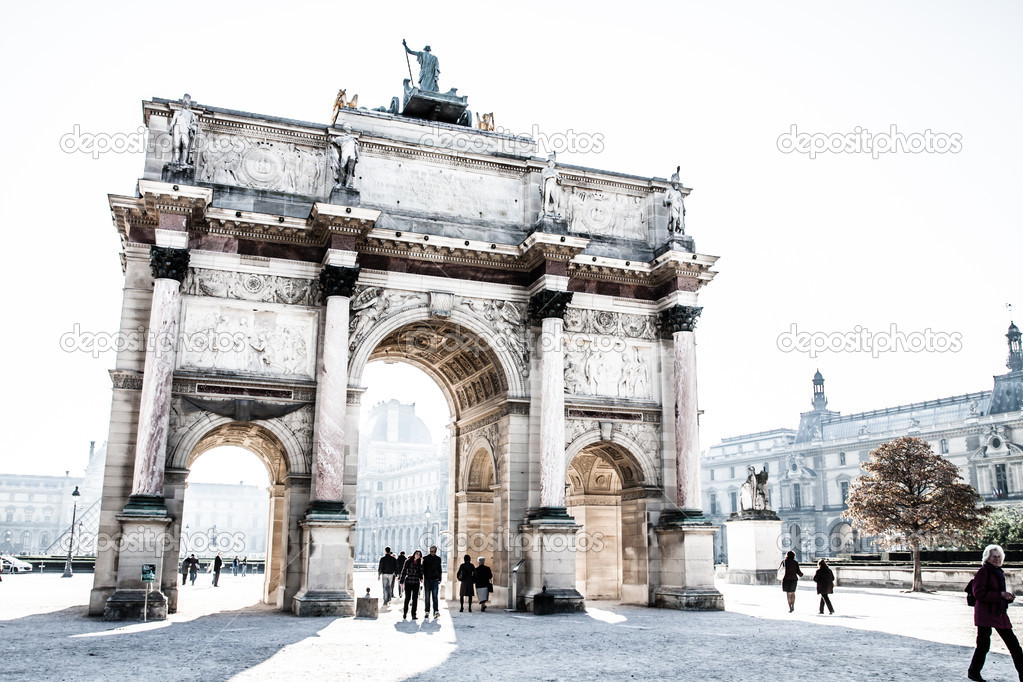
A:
[968,544,1023,681]
[474,557,494,612]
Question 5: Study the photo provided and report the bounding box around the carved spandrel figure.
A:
[170,94,199,165]
[540,153,562,218]
[329,124,359,190]
[662,165,686,235]
[403,40,440,92]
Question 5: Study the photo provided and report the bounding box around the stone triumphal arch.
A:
[90,84,722,619]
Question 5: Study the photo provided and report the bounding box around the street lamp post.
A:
[61,486,81,578]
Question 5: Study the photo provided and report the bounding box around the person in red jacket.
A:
[968,544,1023,681]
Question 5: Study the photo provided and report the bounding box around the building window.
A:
[24,507,34,523]
[730,492,738,513]
[840,481,849,506]
[729,466,735,479]
[376,481,383,491]
[940,439,949,454]
[710,492,718,515]
[5,507,14,522]
[763,462,769,473]
[839,452,846,466]
[793,484,802,509]
[376,502,384,517]
[710,469,715,481]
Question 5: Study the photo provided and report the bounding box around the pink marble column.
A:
[673,330,701,509]
[128,246,189,511]
[540,316,566,508]
[529,289,574,513]
[312,294,349,502]
[310,265,360,512]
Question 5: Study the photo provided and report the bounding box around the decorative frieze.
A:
[183,268,318,306]
[563,308,658,341]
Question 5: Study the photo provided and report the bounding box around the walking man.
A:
[232,556,239,577]
[423,545,443,618]
[213,553,223,587]
[395,551,407,598]
[378,547,397,605]
[184,554,199,586]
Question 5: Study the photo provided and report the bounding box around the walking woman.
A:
[400,549,424,620]
[968,544,1023,681]
[781,551,802,613]
[456,554,475,612]
[474,557,494,612]
[813,558,835,615]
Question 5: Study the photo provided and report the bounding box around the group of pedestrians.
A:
[179,553,250,586]
[376,546,493,619]
[780,545,1021,681]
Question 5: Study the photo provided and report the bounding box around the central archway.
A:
[349,311,522,605]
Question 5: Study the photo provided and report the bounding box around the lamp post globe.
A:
[61,486,81,578]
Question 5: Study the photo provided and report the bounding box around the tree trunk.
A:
[911,542,923,592]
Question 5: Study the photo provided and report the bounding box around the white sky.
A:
[1,1,1021,477]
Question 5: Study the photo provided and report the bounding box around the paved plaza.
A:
[1,571,1020,681]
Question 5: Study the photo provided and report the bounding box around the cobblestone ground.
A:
[1,571,1020,681]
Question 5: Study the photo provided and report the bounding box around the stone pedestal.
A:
[291,519,356,617]
[518,516,585,613]
[532,214,568,235]
[328,186,360,206]
[161,162,194,185]
[356,596,379,618]
[654,519,724,611]
[724,515,782,585]
[103,515,173,621]
[654,235,696,256]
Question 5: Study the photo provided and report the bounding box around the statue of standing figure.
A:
[329,124,359,190]
[169,94,199,166]
[403,40,440,92]
[739,465,771,512]
[663,165,686,235]
[540,153,562,218]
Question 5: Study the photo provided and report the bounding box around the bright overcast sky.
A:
[1,1,1020,477]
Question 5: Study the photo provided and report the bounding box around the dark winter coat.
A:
[423,553,443,580]
[456,561,476,597]
[395,554,407,575]
[213,556,223,573]
[474,564,493,588]
[813,565,834,595]
[400,558,424,586]
[973,561,1014,629]
[783,557,803,581]
[378,553,397,576]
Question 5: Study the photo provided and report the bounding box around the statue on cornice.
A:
[329,124,359,190]
[169,94,199,166]
[663,165,686,235]
[540,153,562,218]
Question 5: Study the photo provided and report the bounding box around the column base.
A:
[122,494,168,517]
[292,591,355,617]
[654,587,724,611]
[521,587,585,614]
[659,508,712,526]
[305,499,350,521]
[725,569,778,585]
[103,589,168,621]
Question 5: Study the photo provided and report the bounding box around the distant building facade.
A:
[354,400,449,563]
[0,442,105,555]
[703,323,1023,563]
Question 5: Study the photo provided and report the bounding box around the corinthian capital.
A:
[319,264,360,301]
[529,289,574,324]
[149,246,190,282]
[660,305,702,337]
